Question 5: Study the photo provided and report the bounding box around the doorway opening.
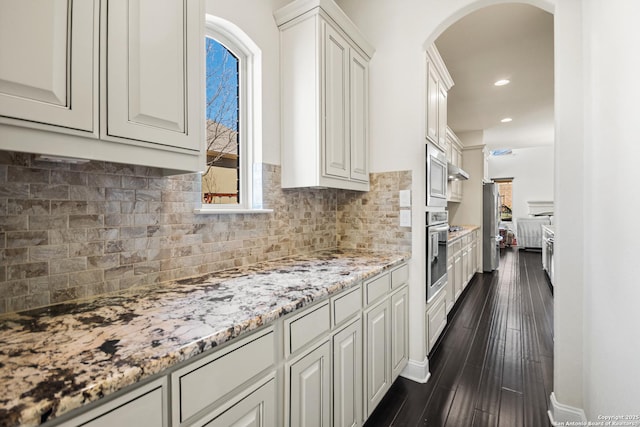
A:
[494,178,514,222]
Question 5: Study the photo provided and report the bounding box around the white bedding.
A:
[516,217,552,249]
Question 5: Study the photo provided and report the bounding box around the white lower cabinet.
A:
[59,378,167,427]
[449,232,479,305]
[50,264,409,427]
[287,341,332,427]
[363,267,409,419]
[204,378,276,427]
[364,298,390,417]
[454,250,463,301]
[172,328,275,426]
[426,289,447,353]
[446,245,455,314]
[390,286,409,381]
[332,319,362,427]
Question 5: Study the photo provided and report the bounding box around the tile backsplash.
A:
[0,151,411,314]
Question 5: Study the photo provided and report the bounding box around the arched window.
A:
[200,16,264,212]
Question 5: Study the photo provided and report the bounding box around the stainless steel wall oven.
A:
[426,210,448,302]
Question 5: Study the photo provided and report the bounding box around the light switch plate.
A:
[399,209,411,227]
[399,190,411,207]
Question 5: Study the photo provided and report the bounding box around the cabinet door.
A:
[205,379,276,427]
[0,0,96,132]
[470,241,475,274]
[427,291,447,353]
[323,23,350,179]
[437,83,447,149]
[333,319,362,427]
[446,253,454,313]
[288,341,331,427]
[462,247,470,288]
[426,63,438,144]
[453,253,462,301]
[364,299,390,417]
[390,287,408,381]
[106,0,202,150]
[349,49,369,183]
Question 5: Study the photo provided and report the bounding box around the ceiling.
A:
[435,4,554,150]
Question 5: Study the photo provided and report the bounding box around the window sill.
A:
[194,207,273,215]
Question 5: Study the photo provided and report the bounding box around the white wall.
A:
[205,0,287,165]
[488,146,554,220]
[581,0,640,417]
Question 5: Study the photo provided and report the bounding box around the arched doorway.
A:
[335,0,587,422]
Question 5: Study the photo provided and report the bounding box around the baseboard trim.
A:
[399,357,431,383]
[548,392,587,426]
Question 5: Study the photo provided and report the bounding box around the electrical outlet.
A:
[400,209,411,227]
[399,190,411,207]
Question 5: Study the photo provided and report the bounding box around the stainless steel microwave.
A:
[426,144,448,207]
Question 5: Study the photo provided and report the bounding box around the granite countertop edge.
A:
[448,225,480,242]
[0,249,409,427]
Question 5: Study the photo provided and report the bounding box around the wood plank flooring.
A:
[364,248,554,427]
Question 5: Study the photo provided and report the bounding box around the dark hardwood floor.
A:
[365,248,554,427]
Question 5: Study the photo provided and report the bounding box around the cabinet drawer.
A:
[61,378,167,427]
[450,240,462,254]
[332,286,361,327]
[286,302,331,355]
[391,264,409,289]
[174,329,275,423]
[365,273,390,305]
[463,234,472,246]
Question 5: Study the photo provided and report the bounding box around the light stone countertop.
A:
[0,249,408,427]
[448,225,480,242]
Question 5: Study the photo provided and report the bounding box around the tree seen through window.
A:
[203,37,240,204]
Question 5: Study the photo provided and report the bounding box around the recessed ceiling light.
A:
[494,79,510,86]
[501,117,513,123]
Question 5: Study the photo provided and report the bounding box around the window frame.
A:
[196,15,270,214]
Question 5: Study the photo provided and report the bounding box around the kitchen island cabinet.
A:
[0,0,205,174]
[0,251,408,427]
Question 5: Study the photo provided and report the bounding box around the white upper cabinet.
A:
[426,64,439,146]
[0,0,97,133]
[425,44,453,152]
[349,48,369,183]
[447,127,463,202]
[323,23,351,180]
[276,0,374,191]
[0,0,204,174]
[106,0,201,151]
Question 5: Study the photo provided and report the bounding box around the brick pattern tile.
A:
[0,153,411,313]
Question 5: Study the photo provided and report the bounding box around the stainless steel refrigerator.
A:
[483,182,500,271]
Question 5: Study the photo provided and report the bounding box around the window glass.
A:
[496,179,513,221]
[203,37,240,205]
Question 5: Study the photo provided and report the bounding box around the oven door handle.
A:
[431,234,439,260]
[430,224,450,233]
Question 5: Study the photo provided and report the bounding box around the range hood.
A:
[447,162,470,181]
